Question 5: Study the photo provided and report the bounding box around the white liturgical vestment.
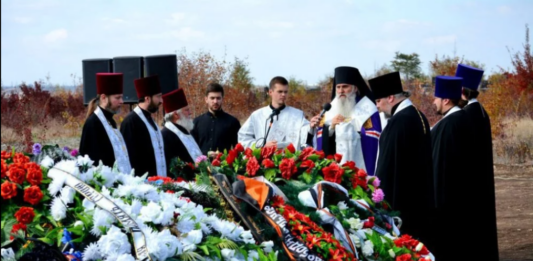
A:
[238,106,311,150]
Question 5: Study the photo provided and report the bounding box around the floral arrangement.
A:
[1,150,276,261]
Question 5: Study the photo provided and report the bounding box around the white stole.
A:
[164,122,203,162]
[94,107,132,174]
[134,107,167,177]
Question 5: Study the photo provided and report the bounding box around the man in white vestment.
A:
[161,88,203,169]
[238,76,311,150]
[310,66,382,175]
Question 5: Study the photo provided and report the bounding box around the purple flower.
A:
[62,146,71,153]
[32,143,42,155]
[372,177,381,187]
[70,149,79,157]
[372,189,385,203]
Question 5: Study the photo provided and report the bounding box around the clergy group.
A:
[79,64,499,261]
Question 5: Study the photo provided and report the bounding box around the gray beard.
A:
[176,117,194,132]
[329,92,356,118]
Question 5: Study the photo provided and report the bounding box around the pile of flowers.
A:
[1,150,275,261]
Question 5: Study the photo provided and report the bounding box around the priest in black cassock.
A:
[368,72,435,248]
[431,76,476,260]
[120,75,166,177]
[161,88,203,167]
[456,64,499,261]
[79,73,132,174]
[191,83,241,156]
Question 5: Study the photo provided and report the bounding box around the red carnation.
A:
[363,216,375,229]
[271,195,285,207]
[1,181,18,200]
[299,160,315,173]
[298,147,315,161]
[24,186,44,205]
[262,159,275,168]
[261,146,276,160]
[234,143,244,153]
[322,163,344,184]
[1,160,7,178]
[12,153,30,164]
[1,151,12,160]
[342,161,358,171]
[212,159,221,167]
[315,151,325,159]
[279,158,297,180]
[245,148,254,159]
[286,144,296,153]
[216,152,223,161]
[10,223,27,240]
[14,207,35,224]
[396,254,412,261]
[334,153,343,163]
[7,164,26,185]
[26,167,43,186]
[246,157,260,177]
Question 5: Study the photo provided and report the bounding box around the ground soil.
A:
[495,164,533,261]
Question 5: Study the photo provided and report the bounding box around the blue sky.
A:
[1,0,532,87]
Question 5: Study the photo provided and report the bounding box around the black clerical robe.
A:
[431,109,476,260]
[120,108,160,177]
[463,101,499,261]
[191,110,241,155]
[161,123,195,168]
[375,102,435,248]
[79,107,116,167]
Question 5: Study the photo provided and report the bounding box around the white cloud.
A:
[423,35,457,45]
[12,16,33,24]
[497,5,512,14]
[43,29,68,43]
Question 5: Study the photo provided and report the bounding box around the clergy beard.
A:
[458,99,468,108]
[329,91,356,118]
[147,100,160,113]
[176,112,194,132]
[104,103,120,114]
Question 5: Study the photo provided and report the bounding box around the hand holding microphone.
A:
[310,103,331,129]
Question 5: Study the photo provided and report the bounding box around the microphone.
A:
[269,108,281,123]
[319,103,331,118]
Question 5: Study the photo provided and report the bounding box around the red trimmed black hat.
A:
[162,88,188,113]
[134,75,162,99]
[96,73,123,95]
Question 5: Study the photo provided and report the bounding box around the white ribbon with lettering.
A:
[48,167,152,261]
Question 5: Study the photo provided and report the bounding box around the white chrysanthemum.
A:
[39,156,55,168]
[48,175,67,196]
[91,207,116,236]
[82,198,96,212]
[221,249,236,261]
[240,230,255,244]
[1,248,15,261]
[182,229,203,252]
[130,199,143,216]
[74,220,85,230]
[79,168,94,183]
[114,254,136,261]
[77,155,94,169]
[97,226,131,257]
[347,217,363,230]
[131,184,160,202]
[82,242,101,261]
[260,241,274,253]
[101,186,112,198]
[362,240,374,256]
[349,233,361,248]
[93,165,117,188]
[247,250,259,261]
[147,229,182,261]
[60,186,76,204]
[139,202,164,224]
[114,185,134,198]
[54,160,80,177]
[176,219,196,234]
[51,197,67,221]
[211,219,244,242]
[337,201,349,210]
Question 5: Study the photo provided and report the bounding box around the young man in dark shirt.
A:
[191,83,241,156]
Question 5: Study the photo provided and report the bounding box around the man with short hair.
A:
[238,76,311,150]
[120,75,166,177]
[161,88,203,166]
[455,64,499,261]
[369,71,435,248]
[430,76,475,259]
[79,73,132,173]
[310,66,382,175]
[191,83,241,156]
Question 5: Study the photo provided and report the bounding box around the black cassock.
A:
[463,102,499,261]
[162,123,194,168]
[375,103,435,248]
[120,108,160,177]
[79,107,116,167]
[191,110,241,155]
[431,109,476,260]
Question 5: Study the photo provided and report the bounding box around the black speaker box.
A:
[113,56,143,104]
[144,54,179,95]
[82,58,113,105]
